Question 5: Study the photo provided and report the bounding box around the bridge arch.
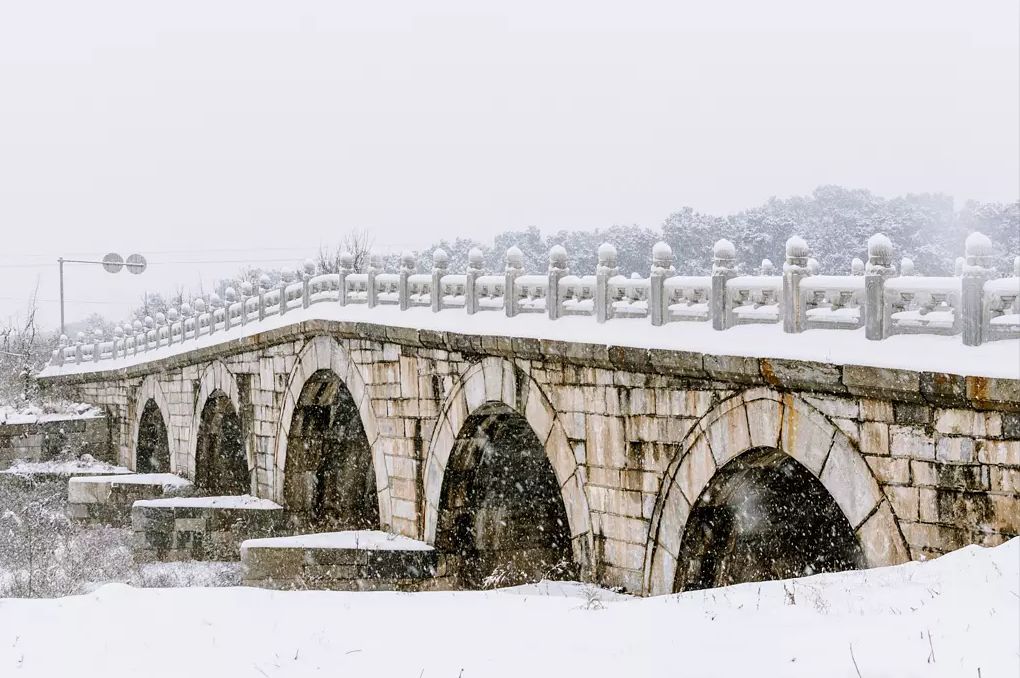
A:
[272,335,391,530]
[130,374,178,474]
[423,357,594,583]
[643,388,910,596]
[189,360,252,494]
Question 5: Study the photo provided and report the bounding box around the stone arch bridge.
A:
[39,235,1020,593]
[41,318,1020,594]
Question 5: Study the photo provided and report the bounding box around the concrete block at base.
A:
[68,473,193,527]
[241,530,439,592]
[131,495,286,562]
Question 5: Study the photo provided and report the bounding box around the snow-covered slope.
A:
[1,539,1016,677]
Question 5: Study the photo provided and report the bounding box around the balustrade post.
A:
[195,300,208,339]
[238,284,251,327]
[399,252,414,311]
[92,329,102,363]
[505,246,524,317]
[711,240,736,330]
[431,249,448,312]
[547,245,568,320]
[110,328,121,360]
[301,260,315,309]
[650,243,675,326]
[142,317,153,350]
[465,248,484,315]
[154,313,166,348]
[278,270,293,316]
[864,233,895,340]
[223,290,234,331]
[167,310,179,345]
[851,258,864,276]
[783,236,810,334]
[596,243,619,323]
[962,232,994,346]
[180,303,192,342]
[258,275,270,321]
[337,252,353,306]
[75,332,85,363]
[208,296,221,335]
[367,255,381,309]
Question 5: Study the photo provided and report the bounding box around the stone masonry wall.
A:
[0,415,111,469]
[47,319,1020,594]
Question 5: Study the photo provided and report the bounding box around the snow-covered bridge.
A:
[38,234,1020,594]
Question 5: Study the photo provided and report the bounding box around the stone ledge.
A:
[37,319,1020,411]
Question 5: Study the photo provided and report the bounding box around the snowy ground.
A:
[2,540,1016,677]
[0,402,102,425]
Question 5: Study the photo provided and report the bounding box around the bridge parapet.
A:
[47,234,1019,370]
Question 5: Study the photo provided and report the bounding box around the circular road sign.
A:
[126,253,147,275]
[102,252,124,273]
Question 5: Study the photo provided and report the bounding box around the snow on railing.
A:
[49,232,1020,368]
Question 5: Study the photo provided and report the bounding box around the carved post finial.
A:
[505,246,524,317]
[711,239,737,330]
[783,235,811,333]
[596,242,620,324]
[962,231,995,346]
[465,247,484,315]
[864,233,895,340]
[648,242,673,326]
[399,251,415,311]
[547,245,568,320]
[338,252,354,306]
[431,249,448,312]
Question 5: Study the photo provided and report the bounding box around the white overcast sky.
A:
[1,0,1017,329]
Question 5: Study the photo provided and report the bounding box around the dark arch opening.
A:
[674,447,865,592]
[436,405,574,589]
[195,391,249,495]
[136,399,171,474]
[283,369,379,531]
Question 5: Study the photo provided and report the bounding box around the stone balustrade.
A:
[49,233,1020,368]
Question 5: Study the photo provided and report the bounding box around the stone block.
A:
[860,399,895,422]
[843,365,922,403]
[884,485,919,522]
[966,376,1020,412]
[889,426,935,460]
[859,422,890,456]
[893,403,931,426]
[760,358,844,394]
[865,455,910,485]
[820,435,882,528]
[910,460,987,492]
[919,372,969,408]
[977,440,1020,466]
[934,437,976,463]
[703,355,761,385]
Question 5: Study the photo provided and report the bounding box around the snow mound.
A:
[241,530,434,551]
[134,495,281,510]
[2,456,130,476]
[68,473,192,488]
[0,540,1016,677]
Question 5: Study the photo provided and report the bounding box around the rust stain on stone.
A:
[760,359,781,388]
[970,376,989,403]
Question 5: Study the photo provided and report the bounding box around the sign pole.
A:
[58,257,66,335]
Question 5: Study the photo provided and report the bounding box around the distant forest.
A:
[74,185,1019,335]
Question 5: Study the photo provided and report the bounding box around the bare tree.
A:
[317,227,375,273]
[0,286,53,406]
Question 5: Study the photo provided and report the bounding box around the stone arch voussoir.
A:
[643,387,909,596]
[187,360,250,490]
[130,374,179,474]
[423,357,594,575]
[272,334,392,529]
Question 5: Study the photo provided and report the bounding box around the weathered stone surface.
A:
[843,365,922,403]
[760,358,844,394]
